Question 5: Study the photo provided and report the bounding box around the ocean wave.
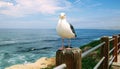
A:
[16,47,53,53]
[0,41,16,46]
[42,39,58,42]
[0,40,39,47]
[0,50,36,67]
[0,51,12,62]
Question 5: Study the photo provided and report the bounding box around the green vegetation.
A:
[80,40,101,49]
[80,40,101,69]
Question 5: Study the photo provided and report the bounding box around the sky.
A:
[0,0,120,29]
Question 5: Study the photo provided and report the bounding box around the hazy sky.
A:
[0,0,120,29]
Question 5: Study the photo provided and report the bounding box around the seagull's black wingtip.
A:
[70,24,77,37]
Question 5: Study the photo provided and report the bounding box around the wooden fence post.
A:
[101,36,109,69]
[56,48,82,69]
[113,35,118,62]
[118,34,120,50]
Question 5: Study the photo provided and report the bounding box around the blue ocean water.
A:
[0,29,120,69]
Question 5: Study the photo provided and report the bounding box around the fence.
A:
[54,34,120,69]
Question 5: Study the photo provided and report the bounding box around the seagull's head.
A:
[60,13,66,19]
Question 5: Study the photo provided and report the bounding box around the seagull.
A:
[56,13,77,50]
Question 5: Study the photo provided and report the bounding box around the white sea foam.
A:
[0,40,39,46]
[18,55,26,61]
[8,59,16,64]
[0,40,17,46]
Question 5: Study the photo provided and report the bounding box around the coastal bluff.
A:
[5,57,55,69]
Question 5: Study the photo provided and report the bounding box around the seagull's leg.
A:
[66,39,71,49]
[68,39,71,48]
[59,38,64,50]
[62,38,64,48]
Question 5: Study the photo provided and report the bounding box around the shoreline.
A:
[5,57,55,69]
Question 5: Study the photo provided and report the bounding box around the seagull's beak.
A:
[60,16,65,19]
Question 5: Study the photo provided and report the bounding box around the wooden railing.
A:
[54,34,120,69]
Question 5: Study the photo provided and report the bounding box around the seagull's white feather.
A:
[56,13,76,38]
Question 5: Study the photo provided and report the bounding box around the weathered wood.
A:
[56,50,64,66]
[56,48,82,69]
[100,36,109,69]
[118,34,120,50]
[113,35,118,62]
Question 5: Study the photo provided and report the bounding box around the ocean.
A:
[0,29,120,69]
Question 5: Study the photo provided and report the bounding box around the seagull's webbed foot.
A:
[66,47,71,50]
[59,46,65,50]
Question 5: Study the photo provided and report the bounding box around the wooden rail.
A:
[54,34,120,69]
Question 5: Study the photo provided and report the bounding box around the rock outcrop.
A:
[5,57,55,69]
